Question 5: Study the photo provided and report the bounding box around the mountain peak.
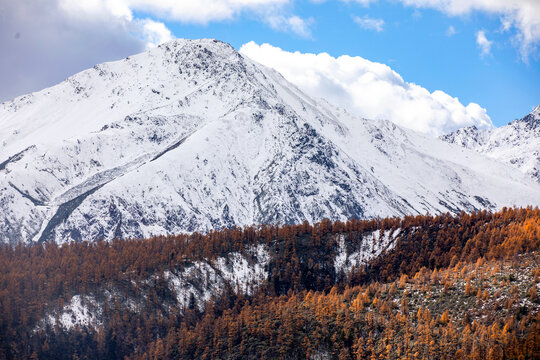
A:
[514,104,540,130]
[439,125,485,149]
[529,104,540,121]
[155,38,236,56]
[159,38,240,58]
[442,105,540,183]
[160,38,231,48]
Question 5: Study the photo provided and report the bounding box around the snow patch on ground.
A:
[165,244,270,310]
[334,229,400,274]
[215,244,269,293]
[45,295,101,330]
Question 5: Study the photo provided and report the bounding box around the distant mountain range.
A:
[441,105,540,183]
[1,39,539,244]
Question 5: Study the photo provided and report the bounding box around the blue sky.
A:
[2,0,539,132]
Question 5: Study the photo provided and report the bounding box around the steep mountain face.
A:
[1,39,539,244]
[441,105,540,182]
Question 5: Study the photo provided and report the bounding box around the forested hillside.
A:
[0,207,538,359]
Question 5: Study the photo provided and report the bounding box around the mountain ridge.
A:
[1,38,539,244]
[441,105,540,182]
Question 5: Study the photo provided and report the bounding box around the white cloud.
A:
[267,15,313,37]
[446,25,456,36]
[63,0,312,37]
[353,15,385,32]
[81,0,292,24]
[476,30,493,56]
[240,42,493,135]
[396,0,540,60]
[141,19,174,48]
[47,1,175,48]
[0,0,159,102]
[54,0,309,41]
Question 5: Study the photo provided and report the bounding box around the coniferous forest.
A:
[0,207,539,359]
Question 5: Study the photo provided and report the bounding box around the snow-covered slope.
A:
[1,39,539,244]
[441,106,540,182]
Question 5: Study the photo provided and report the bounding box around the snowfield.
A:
[334,229,401,275]
[165,244,270,309]
[1,38,539,244]
[441,105,540,183]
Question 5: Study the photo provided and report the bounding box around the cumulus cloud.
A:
[54,0,294,24]
[353,15,385,32]
[126,0,313,37]
[476,30,493,57]
[111,0,291,24]
[0,0,174,102]
[240,42,493,135]
[396,0,540,61]
[141,19,174,49]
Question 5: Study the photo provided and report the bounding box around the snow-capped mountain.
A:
[441,106,540,182]
[1,39,539,244]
